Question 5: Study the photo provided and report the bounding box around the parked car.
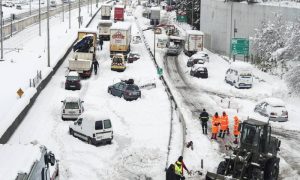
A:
[194,51,209,62]
[127,52,140,63]
[107,79,141,101]
[65,71,81,90]
[254,98,288,122]
[3,1,14,7]
[16,4,22,10]
[187,56,205,67]
[166,43,181,56]
[69,111,113,145]
[190,64,208,78]
[61,96,84,120]
[225,62,253,89]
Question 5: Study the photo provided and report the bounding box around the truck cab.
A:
[101,4,112,20]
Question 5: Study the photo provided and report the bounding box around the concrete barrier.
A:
[201,0,300,56]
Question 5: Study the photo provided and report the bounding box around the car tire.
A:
[69,128,74,136]
[108,88,112,94]
[61,116,65,121]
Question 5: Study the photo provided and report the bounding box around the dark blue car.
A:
[108,79,141,101]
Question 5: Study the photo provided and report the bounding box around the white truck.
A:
[101,4,112,20]
[0,144,58,180]
[98,20,113,40]
[184,30,204,57]
[69,29,98,78]
[110,22,131,59]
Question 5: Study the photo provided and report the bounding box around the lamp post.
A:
[39,0,41,36]
[47,0,50,67]
[30,0,32,16]
[0,0,3,59]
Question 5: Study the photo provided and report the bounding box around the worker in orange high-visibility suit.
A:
[211,112,220,140]
[233,116,240,144]
[219,111,229,138]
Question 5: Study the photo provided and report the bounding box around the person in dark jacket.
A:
[99,37,104,50]
[166,164,176,180]
[92,59,99,75]
[199,109,209,134]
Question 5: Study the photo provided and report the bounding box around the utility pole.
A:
[229,1,233,61]
[78,0,81,28]
[69,0,71,29]
[47,0,50,67]
[39,0,41,36]
[199,0,201,30]
[233,19,237,62]
[90,0,92,17]
[30,0,32,16]
[62,0,64,22]
[0,0,3,59]
[154,20,156,62]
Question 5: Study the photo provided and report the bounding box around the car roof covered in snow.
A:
[186,30,204,36]
[80,111,110,122]
[110,22,131,30]
[68,71,79,76]
[150,7,160,11]
[262,97,285,107]
[191,54,205,59]
[0,144,42,180]
[65,96,80,102]
[99,20,113,24]
[229,61,252,71]
[78,28,97,34]
[192,64,206,69]
[114,4,124,8]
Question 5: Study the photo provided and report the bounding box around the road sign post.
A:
[17,88,24,98]
[231,38,249,56]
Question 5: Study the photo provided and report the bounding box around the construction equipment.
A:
[206,118,281,180]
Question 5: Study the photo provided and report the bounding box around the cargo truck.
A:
[150,7,160,25]
[110,22,131,59]
[0,144,58,180]
[114,5,124,21]
[101,4,111,20]
[98,20,113,40]
[69,29,98,78]
[184,30,204,57]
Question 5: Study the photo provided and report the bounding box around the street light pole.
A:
[47,0,50,67]
[229,1,233,60]
[39,0,41,36]
[62,0,64,22]
[0,0,3,59]
[78,0,81,28]
[69,0,71,29]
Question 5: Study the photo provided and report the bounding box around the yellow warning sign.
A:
[17,88,24,98]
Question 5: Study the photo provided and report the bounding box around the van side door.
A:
[95,120,104,140]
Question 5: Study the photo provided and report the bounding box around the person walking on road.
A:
[233,116,240,144]
[92,59,99,75]
[219,111,229,138]
[99,37,104,50]
[174,156,190,180]
[211,112,220,140]
[199,109,209,134]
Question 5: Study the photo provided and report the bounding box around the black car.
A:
[127,52,140,63]
[190,64,208,78]
[108,79,141,101]
[65,71,81,90]
[187,57,205,67]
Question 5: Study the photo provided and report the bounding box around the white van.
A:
[225,62,253,89]
[69,112,113,145]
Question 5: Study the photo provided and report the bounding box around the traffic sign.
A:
[17,88,24,98]
[157,67,163,76]
[177,15,187,23]
[231,38,249,55]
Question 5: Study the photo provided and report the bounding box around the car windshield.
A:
[127,85,139,91]
[67,76,79,81]
[240,72,252,77]
[104,120,112,129]
[113,57,123,63]
[65,102,79,109]
[99,23,112,27]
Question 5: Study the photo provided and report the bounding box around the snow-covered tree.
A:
[285,65,300,95]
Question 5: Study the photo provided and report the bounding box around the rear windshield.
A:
[239,72,252,77]
[67,76,79,81]
[65,102,79,109]
[95,121,103,130]
[104,120,112,129]
[127,85,139,91]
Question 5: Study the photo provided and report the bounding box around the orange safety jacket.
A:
[221,115,229,131]
[212,116,220,133]
[233,117,240,136]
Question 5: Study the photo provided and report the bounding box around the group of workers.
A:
[199,109,240,144]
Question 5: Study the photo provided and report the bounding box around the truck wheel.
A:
[264,158,279,180]
[69,128,74,136]
[216,161,227,175]
[88,138,93,145]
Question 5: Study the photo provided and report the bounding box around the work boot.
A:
[205,129,207,134]
[233,139,238,144]
[218,132,222,137]
[202,129,205,134]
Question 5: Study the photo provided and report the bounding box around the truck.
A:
[0,144,58,180]
[101,4,111,20]
[184,30,204,57]
[69,28,97,78]
[98,20,113,41]
[114,5,125,21]
[150,7,160,25]
[110,22,131,59]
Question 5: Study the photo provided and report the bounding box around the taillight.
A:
[270,112,277,116]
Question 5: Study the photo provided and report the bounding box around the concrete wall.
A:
[201,0,300,56]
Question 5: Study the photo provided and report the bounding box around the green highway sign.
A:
[177,15,187,22]
[231,38,249,55]
[157,67,163,76]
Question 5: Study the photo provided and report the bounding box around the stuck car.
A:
[127,52,140,63]
[187,56,205,67]
[69,112,113,145]
[225,62,253,89]
[190,64,208,78]
[166,43,181,56]
[254,98,288,122]
[108,79,141,101]
[61,97,84,120]
[65,71,81,90]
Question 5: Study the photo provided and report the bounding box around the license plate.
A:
[70,85,75,87]
[69,111,76,114]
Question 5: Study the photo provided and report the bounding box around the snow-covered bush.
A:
[285,65,300,95]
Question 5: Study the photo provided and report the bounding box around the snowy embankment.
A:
[7,4,171,180]
[0,3,104,139]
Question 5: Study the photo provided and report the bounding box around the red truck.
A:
[114,5,124,21]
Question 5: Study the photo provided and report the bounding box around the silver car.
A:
[166,44,181,56]
[61,97,84,120]
[254,98,288,122]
